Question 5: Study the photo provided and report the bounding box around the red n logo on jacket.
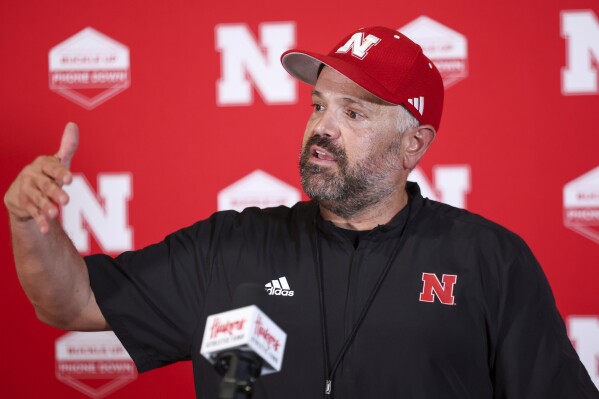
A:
[419,273,457,305]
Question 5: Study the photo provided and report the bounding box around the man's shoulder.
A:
[407,181,517,241]
[165,201,316,246]
[418,197,526,248]
[414,198,540,276]
[180,201,317,234]
[213,201,316,223]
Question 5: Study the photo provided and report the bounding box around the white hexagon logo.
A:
[563,166,599,244]
[400,16,468,89]
[218,170,301,212]
[567,316,599,389]
[55,331,137,398]
[49,27,130,109]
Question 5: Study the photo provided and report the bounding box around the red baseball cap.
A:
[281,26,444,132]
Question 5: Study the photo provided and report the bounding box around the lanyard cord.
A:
[314,201,412,398]
[314,225,331,396]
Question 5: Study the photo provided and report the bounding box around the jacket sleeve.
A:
[491,239,599,398]
[85,219,216,373]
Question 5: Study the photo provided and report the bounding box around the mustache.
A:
[302,135,346,161]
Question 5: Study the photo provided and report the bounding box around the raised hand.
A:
[4,122,79,234]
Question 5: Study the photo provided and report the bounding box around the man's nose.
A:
[312,109,341,140]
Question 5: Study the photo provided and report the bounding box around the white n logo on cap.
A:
[336,32,381,60]
[408,96,425,115]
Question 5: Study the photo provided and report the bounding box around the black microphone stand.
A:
[215,350,263,399]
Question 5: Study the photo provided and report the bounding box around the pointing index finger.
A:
[55,122,79,168]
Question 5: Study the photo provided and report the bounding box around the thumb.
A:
[55,122,79,168]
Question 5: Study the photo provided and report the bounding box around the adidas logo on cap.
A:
[265,276,294,296]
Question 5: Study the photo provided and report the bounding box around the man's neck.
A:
[319,186,409,231]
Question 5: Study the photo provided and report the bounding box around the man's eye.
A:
[347,110,360,119]
[312,103,324,112]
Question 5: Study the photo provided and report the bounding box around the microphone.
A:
[200,283,287,398]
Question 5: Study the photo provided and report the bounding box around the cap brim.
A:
[280,51,323,86]
[281,50,402,106]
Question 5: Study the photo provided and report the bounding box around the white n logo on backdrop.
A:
[410,166,471,209]
[561,10,599,95]
[62,174,133,253]
[216,22,296,105]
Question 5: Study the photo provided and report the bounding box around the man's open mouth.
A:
[312,146,337,162]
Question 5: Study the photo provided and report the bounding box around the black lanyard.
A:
[313,201,412,398]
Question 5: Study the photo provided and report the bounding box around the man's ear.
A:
[402,125,436,170]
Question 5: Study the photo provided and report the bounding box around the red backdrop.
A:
[1,0,598,397]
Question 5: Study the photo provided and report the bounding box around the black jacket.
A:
[87,182,599,398]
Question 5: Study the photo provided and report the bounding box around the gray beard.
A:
[299,135,398,218]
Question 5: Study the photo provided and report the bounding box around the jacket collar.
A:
[314,181,424,241]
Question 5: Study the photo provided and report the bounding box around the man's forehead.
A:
[313,66,392,106]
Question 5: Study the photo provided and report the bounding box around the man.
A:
[5,26,599,398]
